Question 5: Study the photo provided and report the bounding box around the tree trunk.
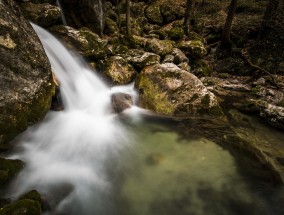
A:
[220,0,238,49]
[126,0,131,36]
[260,0,279,35]
[183,0,195,35]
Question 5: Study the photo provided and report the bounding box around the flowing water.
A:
[6,24,284,215]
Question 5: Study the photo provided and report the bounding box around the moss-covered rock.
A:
[168,27,184,40]
[50,25,107,60]
[0,0,55,144]
[159,0,185,24]
[178,40,207,59]
[20,2,61,27]
[19,190,50,211]
[97,56,137,85]
[135,63,223,117]
[0,199,41,215]
[144,3,163,26]
[0,158,24,186]
[124,49,161,70]
[145,38,173,57]
[104,17,119,36]
[192,59,213,77]
[131,1,146,18]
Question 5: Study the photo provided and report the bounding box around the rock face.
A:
[135,63,223,117]
[0,0,55,144]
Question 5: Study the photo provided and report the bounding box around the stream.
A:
[5,24,284,215]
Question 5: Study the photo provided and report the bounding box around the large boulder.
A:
[50,25,107,60]
[97,56,137,85]
[135,63,223,117]
[20,2,61,27]
[0,0,55,144]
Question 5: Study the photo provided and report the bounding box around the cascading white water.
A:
[8,24,138,215]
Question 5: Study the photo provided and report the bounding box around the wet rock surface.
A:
[111,93,133,113]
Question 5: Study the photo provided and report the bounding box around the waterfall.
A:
[8,24,137,215]
[56,0,67,26]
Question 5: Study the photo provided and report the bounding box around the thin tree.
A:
[220,0,238,49]
[126,0,131,36]
[259,0,279,35]
[183,0,195,35]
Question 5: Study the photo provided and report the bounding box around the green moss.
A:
[19,190,42,203]
[0,199,41,215]
[168,27,184,40]
[137,73,175,115]
[0,158,24,186]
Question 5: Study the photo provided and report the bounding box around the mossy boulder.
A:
[123,49,160,70]
[50,25,107,60]
[159,0,185,24]
[0,0,55,144]
[131,1,146,18]
[145,38,173,57]
[0,199,41,215]
[144,3,163,25]
[0,158,24,186]
[20,2,61,27]
[168,27,184,40]
[135,63,223,117]
[178,40,207,59]
[97,56,137,85]
[19,190,50,211]
[104,17,119,36]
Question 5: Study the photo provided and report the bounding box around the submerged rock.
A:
[97,56,137,85]
[0,0,55,144]
[20,2,61,27]
[135,63,223,117]
[111,93,133,113]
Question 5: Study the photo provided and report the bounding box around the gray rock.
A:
[172,48,189,64]
[111,93,133,113]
